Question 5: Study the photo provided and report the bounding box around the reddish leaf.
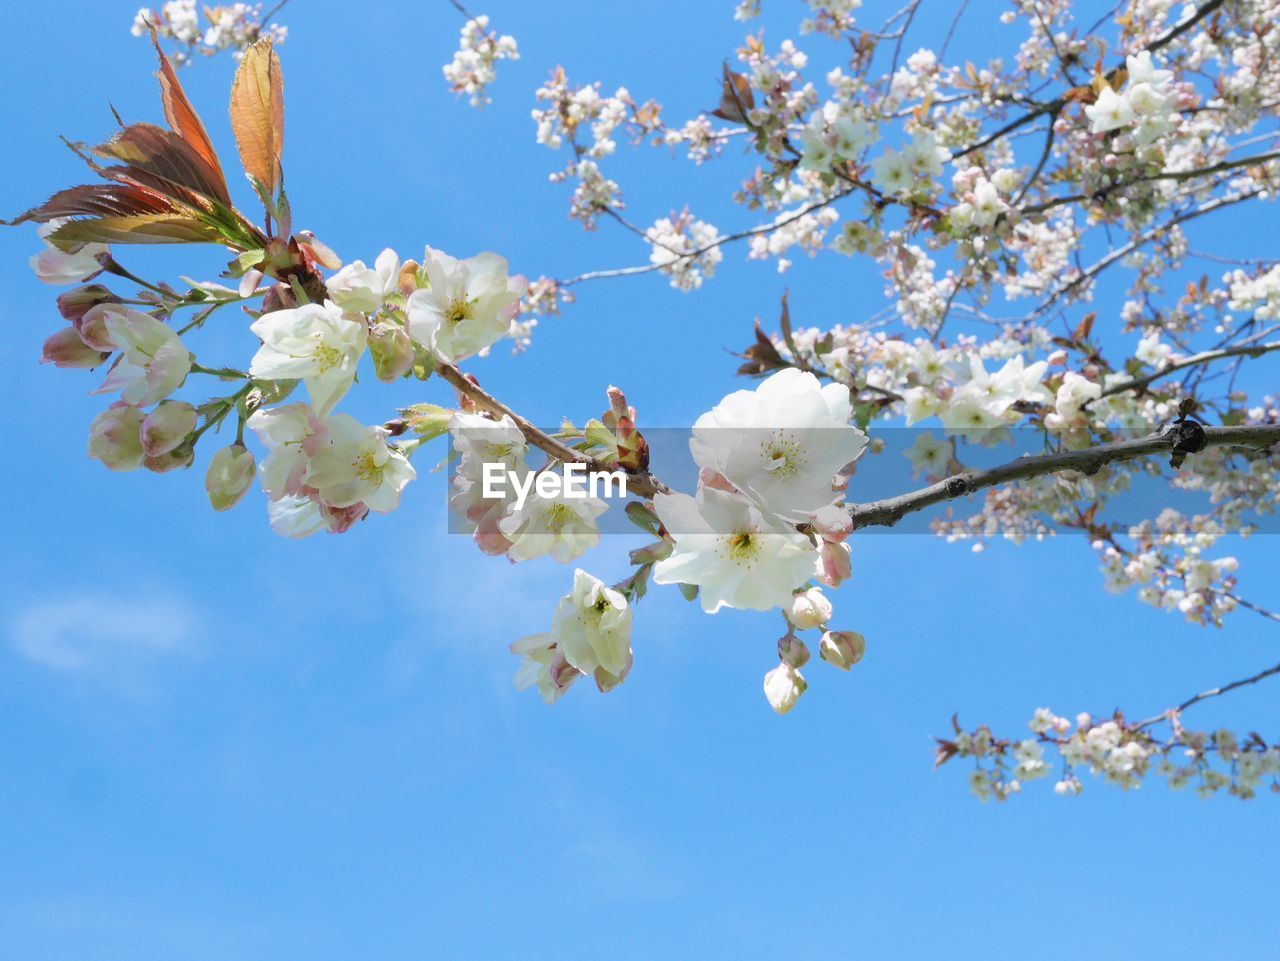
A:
[93,124,231,208]
[710,63,755,123]
[933,739,959,769]
[735,319,786,376]
[229,40,285,198]
[1073,312,1096,342]
[8,184,176,225]
[150,27,228,199]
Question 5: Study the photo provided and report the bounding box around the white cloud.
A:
[10,594,195,673]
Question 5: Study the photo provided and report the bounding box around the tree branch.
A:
[1091,336,1280,403]
[1018,149,1280,217]
[435,363,668,498]
[950,0,1227,161]
[557,191,853,288]
[1030,188,1262,318]
[1135,657,1280,730]
[845,425,1280,530]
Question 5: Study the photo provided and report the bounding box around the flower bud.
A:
[819,630,865,670]
[57,284,118,322]
[140,401,197,457]
[811,504,853,542]
[816,539,853,588]
[144,444,195,473]
[786,587,832,630]
[260,282,297,315]
[75,303,124,351]
[604,385,635,427]
[87,403,146,471]
[205,445,256,512]
[402,402,453,440]
[369,320,416,382]
[397,259,422,296]
[777,633,810,669]
[763,663,807,715]
[326,262,385,314]
[40,327,108,369]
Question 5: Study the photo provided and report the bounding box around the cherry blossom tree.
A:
[9,0,1280,801]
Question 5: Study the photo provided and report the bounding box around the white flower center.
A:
[312,337,343,372]
[353,451,382,483]
[545,501,572,534]
[760,430,806,478]
[720,527,762,567]
[445,298,476,325]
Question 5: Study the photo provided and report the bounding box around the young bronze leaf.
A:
[229,40,284,199]
[4,183,175,226]
[150,28,228,199]
[94,124,231,208]
[710,63,755,123]
[48,214,224,248]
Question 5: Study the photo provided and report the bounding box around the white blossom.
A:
[690,368,867,522]
[405,249,525,362]
[249,302,367,416]
[652,487,819,613]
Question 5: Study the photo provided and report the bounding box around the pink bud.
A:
[75,303,122,351]
[87,403,146,471]
[57,284,119,322]
[811,504,853,542]
[41,327,108,369]
[817,540,853,588]
[140,401,197,457]
[606,385,634,423]
[205,445,257,512]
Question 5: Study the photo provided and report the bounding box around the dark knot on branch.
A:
[945,476,969,498]
[1170,418,1207,469]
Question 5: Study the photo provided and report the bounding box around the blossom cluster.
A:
[132,1,286,64]
[34,219,537,537]
[944,708,1280,801]
[442,14,518,108]
[18,0,1276,794]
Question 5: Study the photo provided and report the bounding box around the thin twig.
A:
[1030,188,1262,318]
[1135,658,1280,730]
[1090,339,1280,404]
[557,191,854,288]
[845,425,1280,530]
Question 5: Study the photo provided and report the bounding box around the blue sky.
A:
[1,2,1277,959]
